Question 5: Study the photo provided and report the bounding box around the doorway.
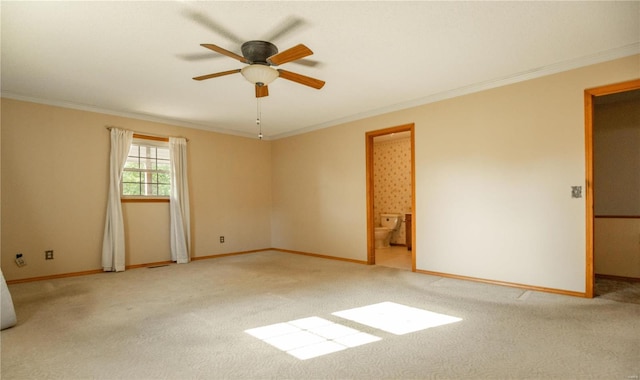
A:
[584,79,640,298]
[365,123,416,271]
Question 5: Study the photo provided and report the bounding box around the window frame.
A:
[120,134,171,203]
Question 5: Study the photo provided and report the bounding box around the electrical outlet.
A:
[220,236,225,243]
[15,253,26,267]
[45,250,54,260]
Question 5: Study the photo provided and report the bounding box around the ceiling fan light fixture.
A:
[241,64,279,86]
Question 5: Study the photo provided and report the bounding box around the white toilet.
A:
[374,213,402,248]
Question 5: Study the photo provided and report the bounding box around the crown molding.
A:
[3,43,638,142]
[270,43,640,140]
[0,92,262,140]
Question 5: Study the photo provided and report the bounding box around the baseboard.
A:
[127,261,174,270]
[6,269,106,285]
[191,248,271,261]
[415,269,588,298]
[596,273,640,282]
[5,260,178,285]
[7,249,593,299]
[272,248,368,265]
[5,250,277,284]
[273,249,588,298]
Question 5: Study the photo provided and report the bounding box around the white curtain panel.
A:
[1,269,17,330]
[101,128,133,272]
[169,137,191,264]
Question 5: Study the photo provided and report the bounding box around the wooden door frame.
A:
[365,123,416,270]
[584,79,640,298]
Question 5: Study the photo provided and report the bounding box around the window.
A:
[122,137,171,198]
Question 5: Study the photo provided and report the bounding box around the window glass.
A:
[122,139,171,198]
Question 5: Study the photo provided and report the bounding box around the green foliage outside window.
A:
[122,143,171,197]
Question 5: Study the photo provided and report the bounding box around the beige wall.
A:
[595,218,640,278]
[2,55,639,292]
[271,125,368,260]
[1,99,272,281]
[271,55,640,293]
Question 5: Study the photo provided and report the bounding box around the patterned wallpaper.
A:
[373,137,412,245]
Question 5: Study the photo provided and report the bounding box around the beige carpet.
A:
[2,250,639,379]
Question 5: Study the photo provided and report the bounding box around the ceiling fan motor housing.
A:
[241,40,278,64]
[194,40,324,96]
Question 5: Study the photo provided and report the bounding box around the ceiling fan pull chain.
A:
[256,98,263,140]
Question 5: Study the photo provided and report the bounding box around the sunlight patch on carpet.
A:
[333,301,462,335]
[245,316,380,360]
[246,303,461,360]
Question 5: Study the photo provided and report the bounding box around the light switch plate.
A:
[571,186,582,198]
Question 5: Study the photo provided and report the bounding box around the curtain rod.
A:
[105,126,189,142]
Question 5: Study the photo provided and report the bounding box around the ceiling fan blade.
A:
[277,69,325,89]
[201,44,248,63]
[176,52,224,61]
[255,85,269,98]
[268,44,313,66]
[183,10,244,44]
[193,69,241,81]
[291,58,321,68]
[263,16,305,42]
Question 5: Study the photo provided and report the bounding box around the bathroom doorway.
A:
[365,123,416,271]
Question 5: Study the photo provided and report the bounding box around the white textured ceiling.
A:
[2,1,639,139]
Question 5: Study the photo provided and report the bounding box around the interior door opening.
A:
[365,124,416,271]
[584,79,640,298]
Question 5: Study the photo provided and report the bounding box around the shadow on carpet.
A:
[595,278,640,304]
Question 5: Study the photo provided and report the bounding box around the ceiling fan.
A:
[192,40,325,98]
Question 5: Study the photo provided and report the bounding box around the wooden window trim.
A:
[121,198,170,203]
[133,133,169,142]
